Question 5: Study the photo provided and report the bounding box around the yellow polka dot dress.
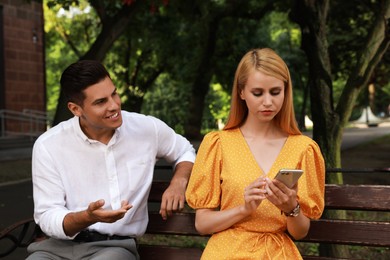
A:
[186,128,325,260]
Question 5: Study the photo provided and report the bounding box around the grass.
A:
[138,234,208,248]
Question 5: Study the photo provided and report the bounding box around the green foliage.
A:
[328,0,377,78]
[202,83,231,131]
[44,0,388,136]
[327,0,389,116]
[141,74,191,134]
[44,0,99,118]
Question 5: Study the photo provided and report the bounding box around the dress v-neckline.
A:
[236,128,290,177]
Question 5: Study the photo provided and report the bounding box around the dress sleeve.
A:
[186,131,222,209]
[297,140,325,220]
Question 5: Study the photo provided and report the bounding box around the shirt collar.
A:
[72,116,96,144]
[72,116,123,144]
[71,116,121,145]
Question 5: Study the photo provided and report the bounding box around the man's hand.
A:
[63,200,132,237]
[159,182,186,220]
[159,161,193,220]
[86,199,132,223]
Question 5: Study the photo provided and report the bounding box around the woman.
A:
[186,48,325,259]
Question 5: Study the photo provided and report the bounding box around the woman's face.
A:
[240,70,285,123]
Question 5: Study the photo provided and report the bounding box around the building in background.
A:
[0,0,45,139]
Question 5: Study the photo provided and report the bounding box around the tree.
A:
[166,0,276,139]
[290,0,389,257]
[44,0,100,120]
[106,1,188,114]
[50,0,144,125]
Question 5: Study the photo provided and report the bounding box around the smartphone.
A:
[274,169,304,188]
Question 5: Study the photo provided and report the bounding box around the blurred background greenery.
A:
[43,0,390,137]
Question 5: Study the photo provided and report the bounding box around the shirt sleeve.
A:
[186,131,222,209]
[150,116,196,166]
[32,139,73,239]
[297,140,325,220]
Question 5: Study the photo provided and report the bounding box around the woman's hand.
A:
[264,178,298,214]
[194,177,268,235]
[242,177,268,215]
[264,178,310,239]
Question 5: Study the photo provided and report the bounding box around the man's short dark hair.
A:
[60,60,111,106]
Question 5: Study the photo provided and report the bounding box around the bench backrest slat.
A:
[145,212,390,247]
[324,184,390,211]
[150,182,390,211]
[146,180,390,248]
[303,219,390,247]
[149,181,169,202]
[147,213,199,236]
[2,167,389,259]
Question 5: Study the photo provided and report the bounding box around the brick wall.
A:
[1,0,45,113]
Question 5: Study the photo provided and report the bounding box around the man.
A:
[27,60,195,259]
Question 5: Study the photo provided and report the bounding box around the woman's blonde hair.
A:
[223,48,301,135]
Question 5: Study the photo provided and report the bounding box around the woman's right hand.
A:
[242,177,268,215]
[194,177,268,235]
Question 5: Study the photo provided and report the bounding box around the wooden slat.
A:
[147,211,390,247]
[151,182,390,211]
[326,168,390,173]
[138,246,346,260]
[149,181,170,202]
[302,219,390,246]
[146,212,200,236]
[302,256,348,260]
[138,245,203,260]
[2,167,389,259]
[151,167,390,209]
[324,185,390,211]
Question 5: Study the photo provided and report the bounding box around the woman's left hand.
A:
[264,178,298,214]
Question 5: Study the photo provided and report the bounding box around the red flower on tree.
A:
[123,0,135,6]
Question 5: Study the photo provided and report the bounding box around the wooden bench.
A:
[1,167,389,259]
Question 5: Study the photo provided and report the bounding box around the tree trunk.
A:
[183,1,275,140]
[291,0,389,257]
[184,18,219,140]
[291,0,348,257]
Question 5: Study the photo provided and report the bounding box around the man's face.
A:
[68,76,122,141]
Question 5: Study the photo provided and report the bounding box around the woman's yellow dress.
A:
[186,128,325,260]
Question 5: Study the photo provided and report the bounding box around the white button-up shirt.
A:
[32,111,195,239]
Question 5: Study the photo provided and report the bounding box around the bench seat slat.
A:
[138,245,202,260]
[303,219,390,246]
[138,246,346,260]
